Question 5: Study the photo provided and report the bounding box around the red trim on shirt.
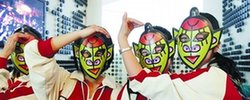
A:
[117,83,148,100]
[38,38,58,58]
[130,68,210,83]
[0,92,7,100]
[136,93,148,100]
[6,81,34,99]
[99,86,112,99]
[68,81,85,100]
[117,84,127,100]
[170,68,209,81]
[93,87,102,100]
[0,57,7,69]
[68,81,114,100]
[7,79,13,87]
[223,76,242,100]
[129,70,161,83]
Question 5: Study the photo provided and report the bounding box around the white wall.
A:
[203,0,223,27]
[102,0,203,52]
[86,0,102,25]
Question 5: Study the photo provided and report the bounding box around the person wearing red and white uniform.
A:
[24,25,121,100]
[117,23,175,100]
[117,7,242,100]
[0,25,41,100]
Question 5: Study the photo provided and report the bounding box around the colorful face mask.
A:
[173,7,221,69]
[133,23,175,73]
[9,25,40,75]
[74,35,113,79]
[11,42,29,75]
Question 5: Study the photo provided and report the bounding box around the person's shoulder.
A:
[103,75,122,89]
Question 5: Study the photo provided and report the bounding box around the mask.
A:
[133,23,175,73]
[11,42,28,75]
[10,25,41,75]
[73,33,113,79]
[173,7,221,69]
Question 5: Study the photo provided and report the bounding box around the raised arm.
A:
[24,25,109,100]
[0,33,26,59]
[0,33,27,93]
[118,13,144,77]
[51,25,109,51]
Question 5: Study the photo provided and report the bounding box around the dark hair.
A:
[143,22,173,41]
[153,26,172,40]
[209,53,243,82]
[97,33,114,73]
[200,12,241,80]
[203,13,244,93]
[14,25,42,39]
[200,12,220,31]
[73,33,114,74]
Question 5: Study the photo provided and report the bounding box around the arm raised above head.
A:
[117,13,144,77]
[24,26,110,100]
[51,25,110,51]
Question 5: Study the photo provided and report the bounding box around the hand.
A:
[118,12,144,38]
[17,32,36,45]
[78,25,110,38]
[0,33,27,58]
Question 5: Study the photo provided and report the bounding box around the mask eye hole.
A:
[145,58,152,64]
[95,49,105,57]
[153,57,160,63]
[154,44,165,54]
[81,50,91,58]
[194,32,208,42]
[180,34,189,43]
[140,49,150,56]
[15,46,23,54]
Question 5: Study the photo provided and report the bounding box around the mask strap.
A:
[20,25,25,33]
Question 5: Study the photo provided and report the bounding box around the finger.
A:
[128,18,144,28]
[132,23,144,28]
[15,34,28,43]
[95,25,110,37]
[97,27,110,38]
[18,37,29,44]
[16,33,27,38]
[122,12,128,22]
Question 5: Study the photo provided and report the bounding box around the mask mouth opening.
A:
[185,56,200,64]
[88,68,100,75]
[149,66,161,72]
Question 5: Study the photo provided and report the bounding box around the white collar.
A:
[16,75,30,82]
[70,71,116,89]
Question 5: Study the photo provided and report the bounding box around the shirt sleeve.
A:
[0,57,9,93]
[24,39,71,100]
[0,57,7,69]
[223,76,243,100]
[37,38,58,58]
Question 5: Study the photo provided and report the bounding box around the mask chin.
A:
[11,55,29,75]
[83,69,101,79]
[15,64,29,75]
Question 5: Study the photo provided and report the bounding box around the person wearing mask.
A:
[117,7,242,100]
[0,25,41,100]
[24,25,121,100]
[117,23,175,100]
